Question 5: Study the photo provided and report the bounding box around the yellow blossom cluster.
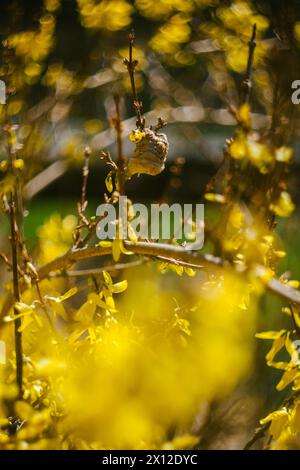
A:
[77,0,133,31]
[200,1,269,73]
[149,14,193,64]
[4,11,56,90]
[36,214,77,265]
[135,0,215,21]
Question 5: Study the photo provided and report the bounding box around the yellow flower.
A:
[238,103,251,128]
[229,136,247,160]
[77,0,133,31]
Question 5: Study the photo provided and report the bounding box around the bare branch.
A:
[290,304,300,339]
[59,259,144,278]
[80,146,91,212]
[112,94,126,195]
[8,198,23,395]
[123,31,144,129]
[2,241,300,323]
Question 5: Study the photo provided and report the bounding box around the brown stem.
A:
[241,24,257,105]
[290,304,300,340]
[34,244,300,306]
[243,422,271,450]
[244,390,300,449]
[9,198,23,395]
[113,94,126,195]
[81,146,91,211]
[0,251,12,268]
[5,120,25,396]
[35,280,56,332]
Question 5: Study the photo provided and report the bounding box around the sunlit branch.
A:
[2,241,300,324]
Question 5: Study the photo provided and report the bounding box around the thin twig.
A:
[268,278,300,304]
[242,24,257,105]
[23,160,67,201]
[34,280,56,332]
[9,199,23,395]
[113,94,126,195]
[0,251,12,268]
[290,304,300,340]
[74,146,91,247]
[243,422,271,450]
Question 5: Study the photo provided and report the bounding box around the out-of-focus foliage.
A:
[0,211,256,449]
[255,325,300,449]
